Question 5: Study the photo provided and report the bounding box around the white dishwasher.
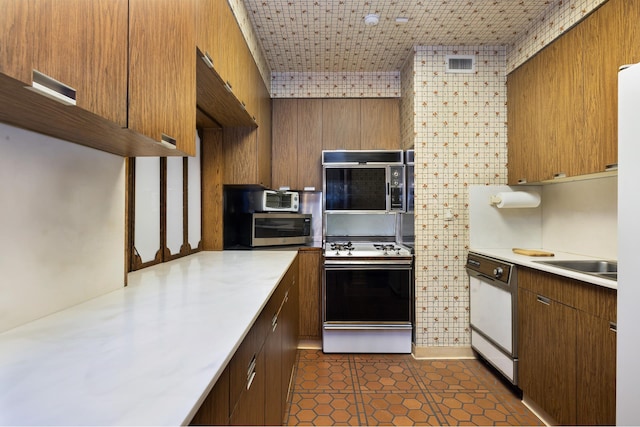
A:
[466,252,518,385]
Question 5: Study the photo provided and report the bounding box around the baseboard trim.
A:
[298,338,322,350]
[522,394,554,426]
[411,344,476,359]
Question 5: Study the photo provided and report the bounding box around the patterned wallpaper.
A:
[403,46,508,348]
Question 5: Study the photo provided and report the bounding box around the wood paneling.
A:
[129,0,196,155]
[322,99,362,150]
[298,248,322,340]
[361,99,400,149]
[201,128,224,251]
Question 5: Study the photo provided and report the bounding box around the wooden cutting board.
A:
[512,248,555,257]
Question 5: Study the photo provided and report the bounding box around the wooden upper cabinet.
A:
[297,99,324,190]
[508,0,640,183]
[129,0,196,155]
[322,99,362,150]
[272,99,299,189]
[0,0,128,126]
[582,0,640,172]
[361,99,400,149]
[0,0,34,84]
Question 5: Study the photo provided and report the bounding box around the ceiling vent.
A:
[445,55,476,74]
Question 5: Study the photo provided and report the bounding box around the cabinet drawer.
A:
[518,267,616,320]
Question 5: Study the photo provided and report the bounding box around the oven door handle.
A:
[324,323,412,331]
[325,262,413,269]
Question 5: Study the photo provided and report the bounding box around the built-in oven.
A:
[322,150,405,213]
[322,241,413,353]
[239,213,311,247]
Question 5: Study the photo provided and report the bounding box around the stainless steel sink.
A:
[534,260,617,281]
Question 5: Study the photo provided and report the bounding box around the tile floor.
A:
[284,350,544,426]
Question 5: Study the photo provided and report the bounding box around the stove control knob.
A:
[493,267,504,279]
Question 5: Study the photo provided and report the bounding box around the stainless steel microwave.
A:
[240,213,312,247]
[322,150,405,212]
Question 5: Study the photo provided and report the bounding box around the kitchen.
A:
[0,0,639,426]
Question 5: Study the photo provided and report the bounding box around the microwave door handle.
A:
[387,182,390,195]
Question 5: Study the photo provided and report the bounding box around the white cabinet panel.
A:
[134,158,160,263]
[188,133,201,249]
[166,157,183,256]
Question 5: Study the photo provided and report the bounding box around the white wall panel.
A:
[0,123,125,333]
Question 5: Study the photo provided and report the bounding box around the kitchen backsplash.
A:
[0,123,125,334]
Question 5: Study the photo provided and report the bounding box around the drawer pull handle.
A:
[537,295,551,305]
[201,52,214,69]
[272,314,278,332]
[517,178,527,184]
[610,322,617,333]
[225,81,233,92]
[28,70,76,106]
[553,172,567,179]
[605,163,618,172]
[159,134,177,149]
[247,371,256,390]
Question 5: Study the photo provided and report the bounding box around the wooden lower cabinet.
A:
[518,268,616,426]
[298,248,322,340]
[519,287,577,425]
[230,348,266,426]
[189,256,299,426]
[576,311,617,425]
[190,366,230,426]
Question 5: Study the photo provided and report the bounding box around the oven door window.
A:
[254,217,309,238]
[324,268,411,322]
[325,167,386,211]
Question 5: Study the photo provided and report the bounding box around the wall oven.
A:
[323,241,413,353]
[322,150,405,213]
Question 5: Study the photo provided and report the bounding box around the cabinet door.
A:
[298,249,322,339]
[507,55,542,185]
[361,99,400,149]
[1,0,128,125]
[281,258,300,403]
[272,99,299,190]
[129,0,196,155]
[0,0,34,84]
[582,0,640,173]
[519,288,577,425]
[264,305,283,426]
[190,366,230,426]
[576,312,616,426]
[322,99,362,150]
[230,348,265,426]
[297,99,324,190]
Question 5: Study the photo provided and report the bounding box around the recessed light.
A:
[395,17,409,23]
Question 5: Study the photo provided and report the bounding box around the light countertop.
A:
[0,250,298,426]
[469,247,617,290]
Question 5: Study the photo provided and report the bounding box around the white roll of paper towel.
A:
[490,191,540,209]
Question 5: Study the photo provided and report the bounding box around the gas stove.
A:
[324,240,413,259]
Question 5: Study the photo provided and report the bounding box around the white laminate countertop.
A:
[0,250,298,426]
[469,248,617,290]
